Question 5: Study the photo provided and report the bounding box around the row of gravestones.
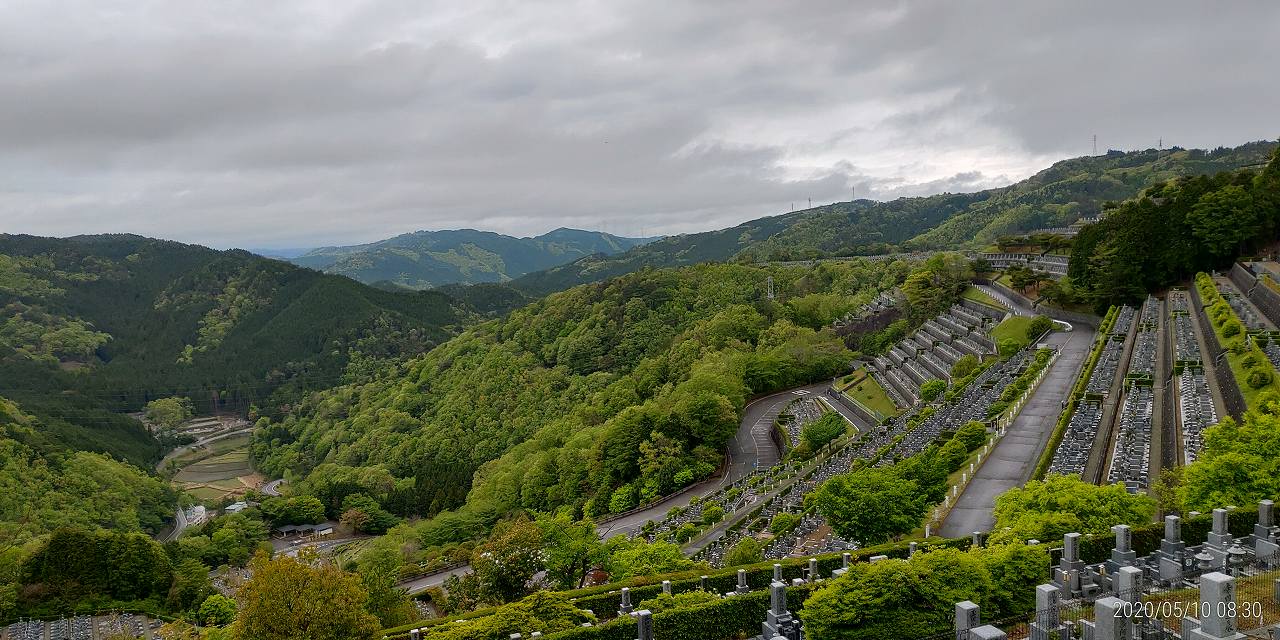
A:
[993,501,1280,640]
[1048,306,1137,478]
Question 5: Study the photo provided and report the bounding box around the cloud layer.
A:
[1,0,1276,248]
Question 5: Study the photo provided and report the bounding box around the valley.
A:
[3,142,1280,640]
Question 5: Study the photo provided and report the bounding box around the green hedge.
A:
[384,504,1269,639]
[547,585,818,640]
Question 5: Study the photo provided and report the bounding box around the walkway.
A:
[939,327,1095,537]
[975,284,1029,316]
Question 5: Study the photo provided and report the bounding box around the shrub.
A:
[919,379,946,402]
[1247,369,1273,389]
[1025,316,1053,340]
[702,506,725,526]
[724,537,763,567]
[1223,321,1243,338]
[954,421,988,452]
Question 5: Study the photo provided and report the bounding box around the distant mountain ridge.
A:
[510,141,1277,296]
[287,227,658,288]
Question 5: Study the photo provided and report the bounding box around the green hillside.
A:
[253,258,912,536]
[0,234,475,464]
[0,396,176,545]
[289,228,657,289]
[510,142,1276,296]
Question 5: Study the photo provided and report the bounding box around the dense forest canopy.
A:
[0,397,175,545]
[0,234,478,463]
[254,259,914,543]
[1069,144,1280,308]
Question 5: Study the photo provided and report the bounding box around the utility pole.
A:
[808,197,812,208]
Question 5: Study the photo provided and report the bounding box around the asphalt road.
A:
[262,478,286,496]
[595,380,863,539]
[939,327,1095,537]
[401,379,861,591]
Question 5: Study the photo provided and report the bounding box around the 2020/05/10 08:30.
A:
[1115,600,1265,621]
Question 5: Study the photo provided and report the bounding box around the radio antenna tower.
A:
[766,276,775,301]
[1092,134,1097,155]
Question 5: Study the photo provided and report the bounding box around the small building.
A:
[225,501,250,514]
[185,505,207,525]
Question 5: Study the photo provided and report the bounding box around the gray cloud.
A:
[0,0,1276,248]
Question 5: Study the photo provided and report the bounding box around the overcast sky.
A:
[0,1,1276,249]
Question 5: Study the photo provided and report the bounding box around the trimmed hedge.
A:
[384,504,1270,639]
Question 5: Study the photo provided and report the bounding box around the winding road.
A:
[400,379,860,593]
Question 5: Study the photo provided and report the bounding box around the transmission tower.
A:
[766,276,775,301]
[1092,134,1097,155]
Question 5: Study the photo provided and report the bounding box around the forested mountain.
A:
[288,228,657,289]
[906,142,1277,249]
[1070,145,1280,307]
[253,259,912,542]
[0,234,474,464]
[511,142,1276,296]
[0,397,176,545]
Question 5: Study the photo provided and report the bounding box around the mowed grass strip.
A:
[843,370,900,417]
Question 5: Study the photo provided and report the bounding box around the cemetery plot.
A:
[1216,277,1274,331]
[776,398,827,448]
[840,370,899,419]
[868,304,997,411]
[1044,305,1137,480]
[1168,290,1219,464]
[1106,383,1153,491]
[688,345,1041,568]
[4,614,156,640]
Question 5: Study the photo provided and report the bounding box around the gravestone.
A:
[773,564,782,582]
[955,600,981,638]
[661,580,671,595]
[761,581,801,640]
[807,558,818,582]
[968,627,1007,640]
[700,575,708,591]
[618,587,633,616]
[735,569,749,595]
[1186,572,1245,640]
[635,610,653,640]
[1053,532,1084,594]
[1207,509,1233,551]
[1028,584,1069,640]
[1110,524,1136,568]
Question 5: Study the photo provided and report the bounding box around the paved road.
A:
[595,380,865,539]
[939,327,1095,537]
[401,380,864,591]
[156,426,254,472]
[262,478,286,496]
[161,505,189,543]
[975,284,1028,316]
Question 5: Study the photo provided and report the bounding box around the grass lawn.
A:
[843,370,900,418]
[185,486,226,501]
[991,315,1035,349]
[960,286,1002,310]
[1204,316,1280,409]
